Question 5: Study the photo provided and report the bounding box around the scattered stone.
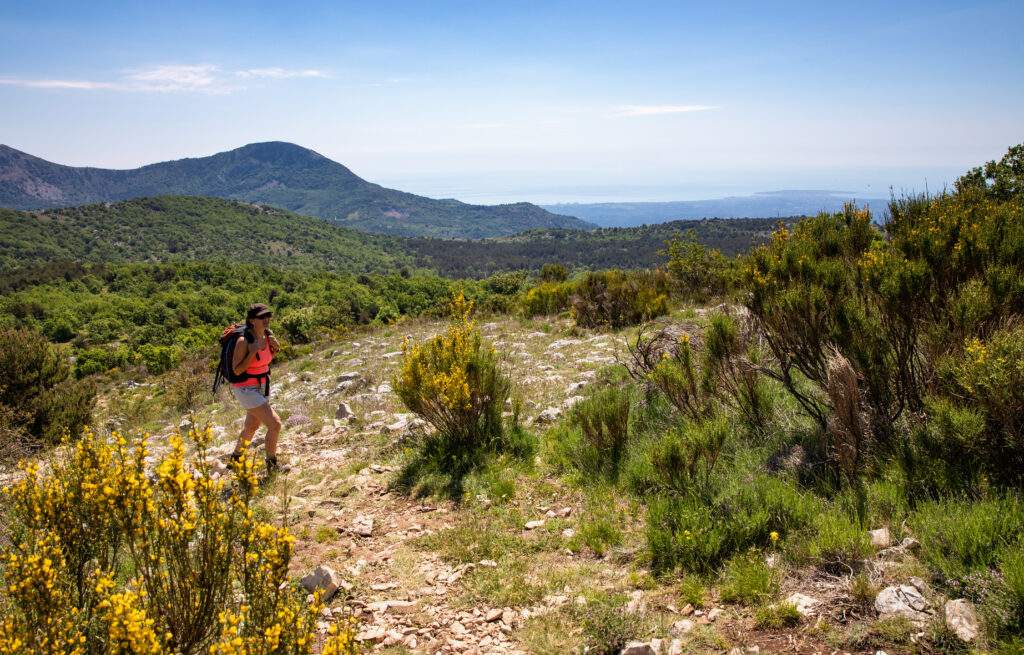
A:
[383,417,410,434]
[548,338,581,350]
[784,593,821,616]
[667,639,684,655]
[621,642,655,655]
[376,383,394,393]
[335,402,354,420]
[945,599,980,642]
[524,520,545,530]
[680,603,694,616]
[875,584,933,624]
[560,395,586,411]
[351,517,374,537]
[357,627,386,643]
[565,381,587,395]
[670,619,694,635]
[485,608,502,622]
[869,527,891,548]
[336,372,360,383]
[707,607,723,621]
[300,565,343,601]
[534,407,562,424]
[478,559,498,568]
[562,528,575,538]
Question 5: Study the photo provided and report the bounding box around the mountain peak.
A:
[0,144,593,238]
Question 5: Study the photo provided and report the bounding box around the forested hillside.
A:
[0,195,416,274]
[1,195,796,278]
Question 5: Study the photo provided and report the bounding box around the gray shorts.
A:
[232,385,268,410]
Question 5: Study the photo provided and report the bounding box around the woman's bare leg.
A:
[233,410,262,454]
[247,402,283,458]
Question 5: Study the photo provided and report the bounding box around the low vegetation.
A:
[2,141,1024,653]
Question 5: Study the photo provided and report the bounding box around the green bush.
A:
[644,331,711,422]
[0,327,96,449]
[754,601,801,628]
[519,281,573,316]
[913,496,1024,582]
[540,263,568,283]
[646,474,817,574]
[393,292,515,496]
[719,550,779,604]
[662,230,733,299]
[570,270,670,329]
[569,384,633,479]
[805,506,872,567]
[649,416,728,498]
[702,312,776,435]
[576,594,644,655]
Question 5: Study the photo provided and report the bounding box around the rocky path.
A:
[243,318,631,654]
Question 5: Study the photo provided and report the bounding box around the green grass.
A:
[719,551,779,604]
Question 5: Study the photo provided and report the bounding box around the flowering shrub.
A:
[661,230,733,300]
[395,291,510,452]
[939,326,1024,455]
[575,595,643,655]
[645,332,711,422]
[570,270,669,329]
[519,281,572,317]
[0,425,359,655]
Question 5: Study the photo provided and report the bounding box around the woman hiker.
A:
[229,303,285,473]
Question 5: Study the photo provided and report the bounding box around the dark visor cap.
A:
[246,303,272,319]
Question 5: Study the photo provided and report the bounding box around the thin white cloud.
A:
[0,64,330,94]
[462,122,513,129]
[236,67,330,79]
[613,104,719,117]
[125,64,226,92]
[0,77,118,90]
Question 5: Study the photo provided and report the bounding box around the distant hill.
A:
[542,190,890,227]
[404,217,801,278]
[0,142,593,238]
[0,196,796,279]
[0,195,416,274]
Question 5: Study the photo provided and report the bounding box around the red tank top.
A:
[233,339,273,387]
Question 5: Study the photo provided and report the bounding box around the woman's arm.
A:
[232,335,262,376]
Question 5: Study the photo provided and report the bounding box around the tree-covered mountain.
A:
[406,216,801,277]
[0,195,418,274]
[0,142,593,238]
[0,195,795,279]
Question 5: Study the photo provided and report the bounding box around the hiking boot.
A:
[265,456,290,475]
[226,450,244,470]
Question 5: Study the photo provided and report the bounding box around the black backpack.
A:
[212,323,271,394]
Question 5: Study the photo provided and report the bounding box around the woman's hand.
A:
[267,332,280,354]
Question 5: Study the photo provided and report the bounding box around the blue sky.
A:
[1,0,1021,203]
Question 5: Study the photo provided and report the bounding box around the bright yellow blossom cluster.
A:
[394,290,510,448]
[1,424,360,655]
